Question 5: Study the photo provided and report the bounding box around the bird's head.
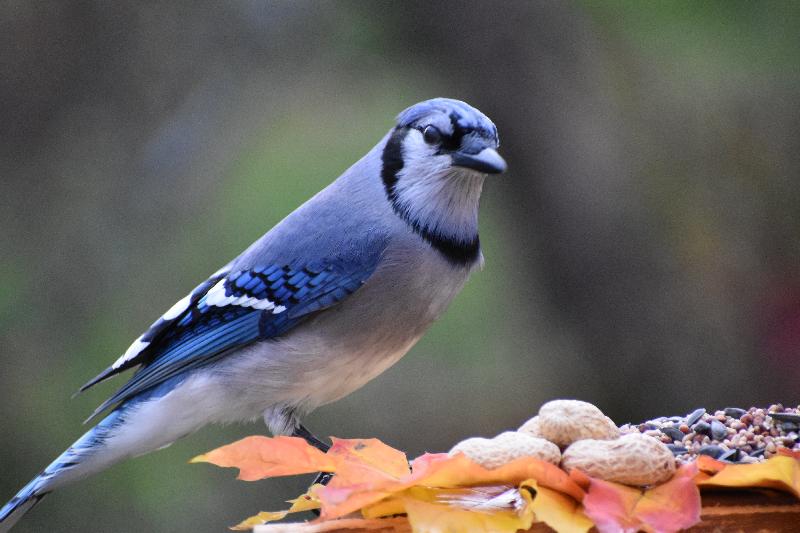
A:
[389,97,506,177]
[379,98,505,264]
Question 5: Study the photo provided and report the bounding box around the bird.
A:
[0,97,506,531]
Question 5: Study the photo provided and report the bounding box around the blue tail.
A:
[0,479,48,532]
[0,409,126,532]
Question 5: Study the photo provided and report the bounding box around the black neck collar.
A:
[380,127,481,266]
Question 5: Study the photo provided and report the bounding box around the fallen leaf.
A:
[319,453,584,520]
[582,464,700,533]
[568,469,592,492]
[777,448,800,460]
[695,455,726,475]
[409,453,585,502]
[230,485,323,530]
[327,438,410,485]
[522,479,593,533]
[361,485,522,519]
[403,496,534,533]
[633,463,700,532]
[191,436,336,481]
[698,455,800,498]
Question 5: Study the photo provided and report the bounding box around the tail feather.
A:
[0,409,126,531]
[2,375,208,530]
[0,480,48,533]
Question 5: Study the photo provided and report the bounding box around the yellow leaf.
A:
[698,455,800,497]
[230,510,290,531]
[361,495,408,519]
[522,480,593,533]
[403,497,534,533]
[230,484,323,530]
[362,485,522,520]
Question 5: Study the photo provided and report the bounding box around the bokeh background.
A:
[2,1,799,531]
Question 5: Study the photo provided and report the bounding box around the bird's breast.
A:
[221,240,476,415]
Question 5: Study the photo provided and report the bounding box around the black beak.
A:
[452,147,507,174]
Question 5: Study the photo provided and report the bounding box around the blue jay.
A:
[0,98,505,530]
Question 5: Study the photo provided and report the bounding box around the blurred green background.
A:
[2,1,799,531]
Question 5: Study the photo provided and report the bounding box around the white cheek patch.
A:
[204,278,285,314]
[112,338,150,369]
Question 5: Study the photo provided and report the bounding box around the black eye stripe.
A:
[414,125,461,152]
[379,126,481,266]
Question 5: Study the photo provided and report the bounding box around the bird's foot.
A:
[291,424,335,516]
[292,423,330,452]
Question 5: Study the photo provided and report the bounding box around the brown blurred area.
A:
[1,1,799,531]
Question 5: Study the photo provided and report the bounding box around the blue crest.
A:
[396,98,499,144]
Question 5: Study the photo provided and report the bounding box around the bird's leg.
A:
[292,423,330,453]
[292,424,334,487]
[291,424,334,516]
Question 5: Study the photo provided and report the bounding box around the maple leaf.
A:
[318,451,584,520]
[327,437,411,485]
[581,463,701,533]
[190,436,337,481]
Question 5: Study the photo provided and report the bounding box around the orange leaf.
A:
[327,437,410,484]
[582,464,701,533]
[191,436,336,481]
[777,447,800,460]
[318,452,584,520]
[410,454,585,503]
[698,455,800,498]
[568,468,592,491]
[695,455,726,475]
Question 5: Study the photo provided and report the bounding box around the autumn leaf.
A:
[408,453,585,502]
[698,455,800,498]
[362,484,524,519]
[403,495,534,533]
[191,436,336,481]
[695,455,726,475]
[231,487,322,531]
[327,438,410,484]
[318,452,584,520]
[523,479,593,533]
[582,464,701,533]
[777,447,800,460]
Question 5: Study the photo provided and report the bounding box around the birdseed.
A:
[620,404,800,464]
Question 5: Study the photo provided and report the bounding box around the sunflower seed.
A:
[686,408,706,426]
[724,407,747,418]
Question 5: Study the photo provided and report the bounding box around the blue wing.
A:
[81,257,381,422]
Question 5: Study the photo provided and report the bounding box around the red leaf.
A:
[582,464,700,533]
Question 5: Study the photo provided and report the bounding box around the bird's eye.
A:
[422,125,442,145]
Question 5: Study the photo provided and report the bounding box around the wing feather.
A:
[82,256,381,422]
